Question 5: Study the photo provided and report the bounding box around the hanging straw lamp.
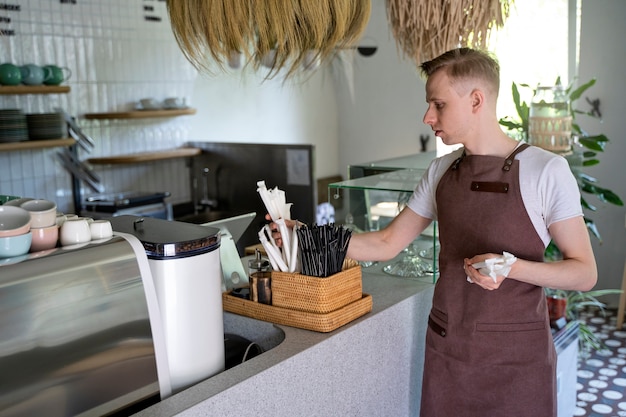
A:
[165,0,372,79]
[385,0,513,65]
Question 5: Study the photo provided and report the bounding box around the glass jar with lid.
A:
[528,85,572,153]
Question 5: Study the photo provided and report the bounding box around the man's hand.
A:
[464,254,506,290]
[264,214,297,248]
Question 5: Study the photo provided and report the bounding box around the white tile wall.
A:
[1,0,198,212]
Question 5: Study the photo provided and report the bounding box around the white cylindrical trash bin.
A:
[110,215,225,394]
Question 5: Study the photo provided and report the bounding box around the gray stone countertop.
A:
[134,262,436,417]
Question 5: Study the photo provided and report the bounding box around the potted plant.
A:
[545,288,621,356]
[499,77,623,247]
[499,78,623,354]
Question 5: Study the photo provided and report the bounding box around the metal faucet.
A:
[198,167,219,211]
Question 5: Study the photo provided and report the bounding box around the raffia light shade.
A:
[165,0,371,78]
[385,0,513,64]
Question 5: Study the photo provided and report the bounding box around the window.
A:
[490,0,576,121]
[436,0,577,155]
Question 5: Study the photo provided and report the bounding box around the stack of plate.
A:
[0,109,28,143]
[26,112,68,141]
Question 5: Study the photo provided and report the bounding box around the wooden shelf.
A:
[83,108,197,120]
[0,85,70,95]
[0,138,75,152]
[87,147,201,165]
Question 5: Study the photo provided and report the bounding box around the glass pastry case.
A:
[347,151,437,179]
[328,168,438,283]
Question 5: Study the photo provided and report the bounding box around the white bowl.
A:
[0,232,32,258]
[60,218,91,246]
[20,199,57,228]
[0,206,32,237]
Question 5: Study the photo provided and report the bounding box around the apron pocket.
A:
[475,321,546,333]
[428,316,447,337]
[428,308,448,337]
[473,320,553,366]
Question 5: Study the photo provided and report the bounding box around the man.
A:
[272,48,597,416]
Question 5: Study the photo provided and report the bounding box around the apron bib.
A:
[420,144,556,417]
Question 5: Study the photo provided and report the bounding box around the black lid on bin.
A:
[109,215,220,259]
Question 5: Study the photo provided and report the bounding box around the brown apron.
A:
[420,144,556,417]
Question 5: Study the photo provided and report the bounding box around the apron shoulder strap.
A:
[502,143,530,171]
[450,148,466,170]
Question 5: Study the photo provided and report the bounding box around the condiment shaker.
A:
[249,249,271,304]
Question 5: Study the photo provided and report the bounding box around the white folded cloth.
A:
[468,251,517,283]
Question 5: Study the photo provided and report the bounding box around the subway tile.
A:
[1,0,195,208]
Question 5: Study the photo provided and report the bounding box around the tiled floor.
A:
[575,308,626,416]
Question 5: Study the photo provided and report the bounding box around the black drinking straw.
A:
[296,223,352,277]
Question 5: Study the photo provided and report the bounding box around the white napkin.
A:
[256,180,298,272]
[257,180,292,221]
[469,251,517,283]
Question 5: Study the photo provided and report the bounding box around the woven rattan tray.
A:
[222,292,372,333]
[271,265,362,314]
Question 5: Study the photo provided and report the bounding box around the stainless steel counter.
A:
[134,262,436,417]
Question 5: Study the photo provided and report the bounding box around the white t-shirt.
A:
[406,144,583,247]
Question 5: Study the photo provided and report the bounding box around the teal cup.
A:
[19,64,48,85]
[43,65,71,85]
[0,63,22,86]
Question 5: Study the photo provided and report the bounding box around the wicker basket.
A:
[271,265,362,314]
[222,292,372,333]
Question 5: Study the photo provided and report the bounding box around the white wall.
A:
[335,0,434,178]
[188,67,339,179]
[577,0,626,299]
[0,0,341,212]
[0,0,199,211]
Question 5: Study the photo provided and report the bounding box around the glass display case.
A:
[328,168,438,283]
[348,151,436,179]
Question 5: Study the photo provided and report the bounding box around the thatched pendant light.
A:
[166,0,372,79]
[385,0,513,64]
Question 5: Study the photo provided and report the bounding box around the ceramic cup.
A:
[163,97,186,109]
[19,64,50,85]
[30,224,59,252]
[20,199,57,228]
[89,219,113,240]
[55,213,67,227]
[42,65,71,85]
[302,50,320,71]
[260,50,277,69]
[60,218,91,246]
[228,51,242,69]
[0,63,22,86]
[139,98,161,110]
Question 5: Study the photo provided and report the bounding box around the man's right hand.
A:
[264,214,297,248]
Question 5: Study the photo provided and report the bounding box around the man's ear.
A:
[470,89,484,112]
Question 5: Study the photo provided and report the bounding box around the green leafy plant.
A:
[499,77,623,247]
[546,288,622,356]
[500,78,624,354]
